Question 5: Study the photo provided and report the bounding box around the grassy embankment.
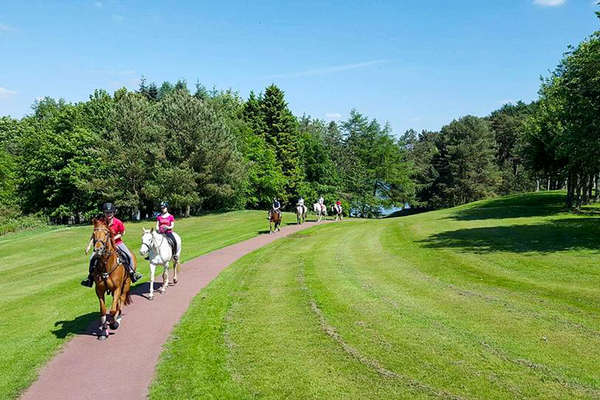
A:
[0,210,295,399]
[150,192,600,399]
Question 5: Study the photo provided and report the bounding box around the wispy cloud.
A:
[0,23,13,32]
[325,113,342,120]
[266,59,388,79]
[89,68,137,76]
[0,87,17,99]
[533,0,566,7]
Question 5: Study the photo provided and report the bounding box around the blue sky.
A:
[0,0,598,134]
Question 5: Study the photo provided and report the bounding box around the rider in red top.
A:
[156,201,178,260]
[81,203,142,287]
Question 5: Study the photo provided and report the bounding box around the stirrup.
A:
[81,278,93,287]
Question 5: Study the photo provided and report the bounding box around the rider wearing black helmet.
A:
[269,197,281,219]
[156,201,177,260]
[81,203,142,287]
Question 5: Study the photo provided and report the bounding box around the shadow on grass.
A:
[52,312,100,338]
[450,192,567,221]
[419,218,600,254]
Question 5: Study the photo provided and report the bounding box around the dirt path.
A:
[21,221,326,400]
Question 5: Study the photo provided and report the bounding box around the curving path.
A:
[21,221,327,400]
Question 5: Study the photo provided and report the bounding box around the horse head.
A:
[140,228,154,257]
[92,218,113,257]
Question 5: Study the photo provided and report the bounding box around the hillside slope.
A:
[151,192,600,399]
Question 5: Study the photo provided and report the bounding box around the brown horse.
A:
[269,210,282,233]
[91,218,134,340]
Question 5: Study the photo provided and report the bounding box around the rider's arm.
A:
[113,220,124,241]
[155,219,160,232]
[85,237,93,254]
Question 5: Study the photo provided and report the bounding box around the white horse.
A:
[296,204,307,224]
[139,228,182,300]
[313,202,327,222]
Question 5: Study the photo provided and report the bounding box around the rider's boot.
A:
[127,263,143,283]
[81,274,93,287]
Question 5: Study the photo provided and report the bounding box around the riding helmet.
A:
[160,201,169,208]
[102,202,116,213]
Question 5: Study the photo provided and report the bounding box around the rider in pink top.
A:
[156,201,178,260]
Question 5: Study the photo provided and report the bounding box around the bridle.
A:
[141,231,164,257]
[92,226,123,279]
[93,227,113,257]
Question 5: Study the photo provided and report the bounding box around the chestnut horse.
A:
[91,218,134,340]
[269,210,282,233]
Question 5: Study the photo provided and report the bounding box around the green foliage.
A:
[487,102,537,194]
[436,116,500,207]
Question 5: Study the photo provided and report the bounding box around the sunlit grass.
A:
[151,192,600,399]
[0,210,295,399]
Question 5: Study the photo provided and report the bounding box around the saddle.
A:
[116,248,130,267]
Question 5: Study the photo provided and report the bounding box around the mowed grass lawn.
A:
[151,192,600,399]
[0,210,296,400]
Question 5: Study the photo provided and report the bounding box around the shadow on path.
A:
[52,312,100,339]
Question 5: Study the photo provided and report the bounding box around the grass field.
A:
[0,210,296,399]
[150,192,600,399]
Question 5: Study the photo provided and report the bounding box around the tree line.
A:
[0,82,414,223]
[2,16,600,224]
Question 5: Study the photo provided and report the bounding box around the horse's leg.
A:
[109,282,122,330]
[173,259,178,284]
[148,262,156,300]
[117,279,129,326]
[97,292,108,340]
[160,263,168,293]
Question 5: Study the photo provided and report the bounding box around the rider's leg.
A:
[116,243,142,283]
[166,231,178,260]
[81,255,97,287]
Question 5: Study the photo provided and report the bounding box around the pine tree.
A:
[259,85,301,202]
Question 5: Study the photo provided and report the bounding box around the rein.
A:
[93,225,124,280]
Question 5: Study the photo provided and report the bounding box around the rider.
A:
[81,203,142,287]
[156,201,177,260]
[318,195,325,212]
[270,197,281,219]
[297,197,306,214]
[335,200,342,212]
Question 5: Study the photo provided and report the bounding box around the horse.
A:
[296,204,307,224]
[90,218,134,340]
[313,202,327,222]
[269,209,282,233]
[140,228,182,300]
[332,204,343,221]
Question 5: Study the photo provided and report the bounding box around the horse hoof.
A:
[173,278,178,284]
[97,334,108,341]
[148,294,154,300]
[110,321,120,330]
